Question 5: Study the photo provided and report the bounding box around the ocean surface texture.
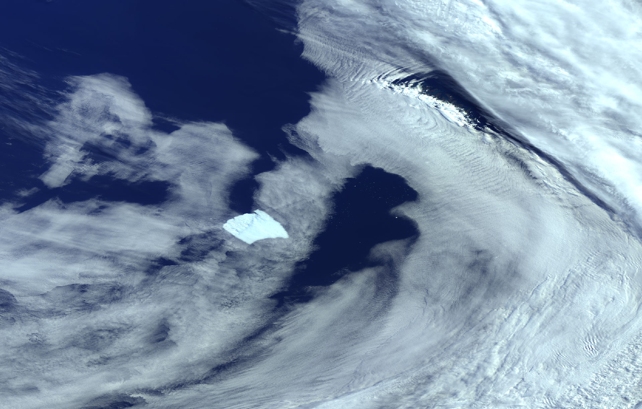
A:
[1,0,642,408]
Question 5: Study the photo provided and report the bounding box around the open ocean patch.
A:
[2,0,642,407]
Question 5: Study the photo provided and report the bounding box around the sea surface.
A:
[3,0,642,408]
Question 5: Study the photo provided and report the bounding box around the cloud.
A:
[255,0,642,406]
[0,73,330,408]
[297,0,642,237]
[4,0,642,406]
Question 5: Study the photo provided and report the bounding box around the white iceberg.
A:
[223,210,289,244]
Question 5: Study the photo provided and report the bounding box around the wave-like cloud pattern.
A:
[1,0,642,408]
[287,0,642,407]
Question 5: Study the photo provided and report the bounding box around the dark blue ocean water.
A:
[0,2,422,404]
[0,0,418,306]
[0,0,323,211]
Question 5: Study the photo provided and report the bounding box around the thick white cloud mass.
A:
[297,0,642,233]
[3,0,642,407]
[283,0,642,407]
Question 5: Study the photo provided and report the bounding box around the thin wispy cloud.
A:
[283,0,642,406]
[2,0,642,407]
[0,74,323,408]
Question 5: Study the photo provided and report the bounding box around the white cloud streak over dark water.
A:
[286,0,642,407]
[3,0,642,408]
[0,74,330,408]
[297,0,642,232]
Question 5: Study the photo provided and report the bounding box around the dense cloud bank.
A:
[1,0,642,408]
[290,0,642,407]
